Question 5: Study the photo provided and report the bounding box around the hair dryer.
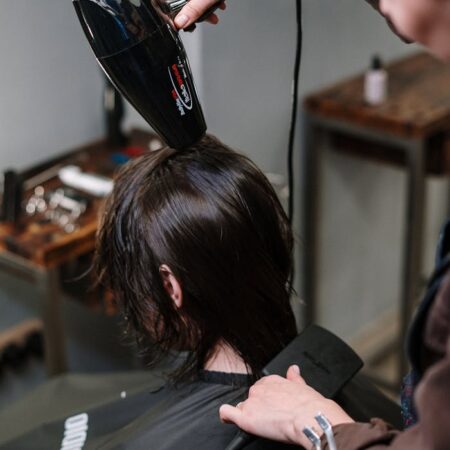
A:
[73,0,207,149]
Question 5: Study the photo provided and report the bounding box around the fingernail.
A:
[175,14,189,28]
[292,364,300,375]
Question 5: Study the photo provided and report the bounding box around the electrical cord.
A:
[287,0,302,292]
[287,0,303,225]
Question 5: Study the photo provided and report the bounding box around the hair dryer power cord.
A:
[287,0,303,226]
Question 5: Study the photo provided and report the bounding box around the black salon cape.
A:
[0,370,296,450]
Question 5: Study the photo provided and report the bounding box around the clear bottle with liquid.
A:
[364,55,388,106]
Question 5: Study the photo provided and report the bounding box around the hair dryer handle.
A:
[160,0,223,22]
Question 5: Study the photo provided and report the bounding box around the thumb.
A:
[286,365,303,382]
[175,0,218,29]
[219,404,243,425]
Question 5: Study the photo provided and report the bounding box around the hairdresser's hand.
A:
[219,365,354,447]
[174,0,226,30]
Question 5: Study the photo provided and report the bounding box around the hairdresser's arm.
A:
[174,0,226,29]
[220,359,450,449]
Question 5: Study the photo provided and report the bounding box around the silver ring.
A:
[315,412,337,450]
[303,426,321,450]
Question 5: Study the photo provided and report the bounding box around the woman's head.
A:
[95,135,297,380]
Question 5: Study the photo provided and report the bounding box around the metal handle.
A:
[161,0,187,15]
[160,0,222,21]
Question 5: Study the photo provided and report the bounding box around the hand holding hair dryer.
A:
[73,0,206,149]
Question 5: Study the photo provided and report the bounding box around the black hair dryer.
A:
[73,0,207,149]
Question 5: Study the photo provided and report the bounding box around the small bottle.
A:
[364,55,388,106]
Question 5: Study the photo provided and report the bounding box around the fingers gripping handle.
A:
[160,0,223,23]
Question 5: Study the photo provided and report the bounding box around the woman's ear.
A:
[159,264,183,309]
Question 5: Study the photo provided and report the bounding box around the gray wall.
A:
[198,0,448,338]
[0,1,133,378]
[0,0,103,326]
[0,0,103,171]
[201,0,410,171]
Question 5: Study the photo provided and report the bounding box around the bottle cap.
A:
[371,55,383,70]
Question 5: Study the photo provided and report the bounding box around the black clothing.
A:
[95,370,251,450]
[0,370,295,450]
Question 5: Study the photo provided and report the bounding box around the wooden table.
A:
[0,129,160,375]
[302,52,450,384]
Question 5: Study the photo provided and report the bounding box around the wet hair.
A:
[95,135,297,381]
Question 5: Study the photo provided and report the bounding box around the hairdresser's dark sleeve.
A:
[324,350,450,449]
[322,275,450,450]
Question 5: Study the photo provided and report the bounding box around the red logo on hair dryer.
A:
[168,57,193,116]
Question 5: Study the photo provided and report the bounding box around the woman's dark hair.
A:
[95,135,297,380]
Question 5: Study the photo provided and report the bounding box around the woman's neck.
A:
[204,341,249,374]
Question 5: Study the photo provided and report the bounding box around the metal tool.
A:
[25,187,89,234]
